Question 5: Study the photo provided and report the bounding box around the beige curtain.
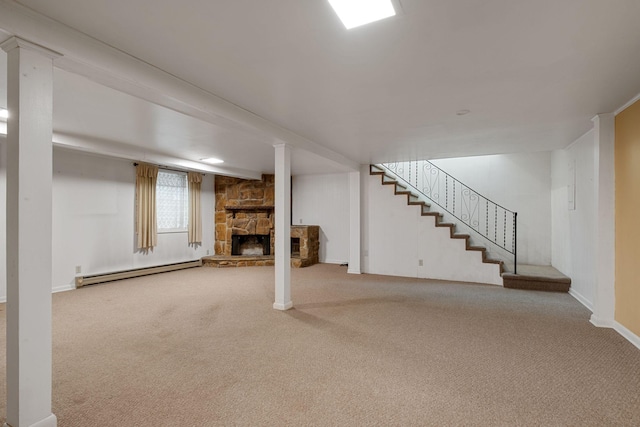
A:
[136,163,159,250]
[188,172,203,244]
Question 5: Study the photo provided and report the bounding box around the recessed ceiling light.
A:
[201,157,224,165]
[0,108,8,120]
[456,109,471,116]
[328,0,396,29]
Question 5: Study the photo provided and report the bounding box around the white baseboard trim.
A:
[53,284,75,294]
[614,321,640,351]
[347,269,361,274]
[569,288,593,312]
[4,413,58,427]
[0,285,76,303]
[590,315,615,328]
[273,301,293,311]
[322,259,347,265]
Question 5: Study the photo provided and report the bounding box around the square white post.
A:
[273,144,292,310]
[348,170,361,274]
[2,36,59,427]
[590,113,616,327]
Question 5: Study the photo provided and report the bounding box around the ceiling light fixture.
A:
[201,157,224,165]
[328,0,396,29]
[0,108,8,120]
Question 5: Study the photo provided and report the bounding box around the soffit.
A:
[8,0,640,166]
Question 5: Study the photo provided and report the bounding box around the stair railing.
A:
[380,161,518,274]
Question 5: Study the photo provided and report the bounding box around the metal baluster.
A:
[503,210,507,248]
[485,199,489,235]
[453,180,456,216]
[513,212,518,274]
[494,205,497,242]
[445,175,448,211]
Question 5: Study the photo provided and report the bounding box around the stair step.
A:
[502,265,571,292]
[467,246,486,252]
[436,222,455,227]
[502,274,571,292]
[452,234,470,240]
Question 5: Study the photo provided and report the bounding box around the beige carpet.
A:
[1,264,639,426]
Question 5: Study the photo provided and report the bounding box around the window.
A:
[156,170,188,232]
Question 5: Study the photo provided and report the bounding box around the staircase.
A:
[369,165,504,271]
[370,164,572,292]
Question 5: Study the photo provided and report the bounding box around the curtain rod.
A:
[133,162,205,176]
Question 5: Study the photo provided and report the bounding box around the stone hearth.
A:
[202,225,319,268]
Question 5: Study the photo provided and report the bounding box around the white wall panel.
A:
[367,178,419,278]
[0,137,6,299]
[551,130,597,309]
[0,146,214,300]
[51,149,214,291]
[292,173,349,264]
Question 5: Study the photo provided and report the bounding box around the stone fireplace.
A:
[214,174,275,257]
[204,174,319,268]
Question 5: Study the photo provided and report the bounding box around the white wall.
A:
[0,146,214,300]
[292,173,349,264]
[551,130,597,309]
[0,138,6,299]
[363,166,502,285]
[431,152,552,265]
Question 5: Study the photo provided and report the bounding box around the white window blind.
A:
[156,170,188,232]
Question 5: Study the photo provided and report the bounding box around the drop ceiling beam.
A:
[0,0,360,172]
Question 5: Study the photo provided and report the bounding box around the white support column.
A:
[273,144,292,310]
[1,37,59,427]
[591,113,616,328]
[348,170,361,274]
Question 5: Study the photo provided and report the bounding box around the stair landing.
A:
[502,264,571,292]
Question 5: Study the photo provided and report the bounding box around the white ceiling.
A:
[3,0,640,175]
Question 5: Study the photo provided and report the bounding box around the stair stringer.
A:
[366,169,502,286]
[411,193,514,267]
[416,214,502,285]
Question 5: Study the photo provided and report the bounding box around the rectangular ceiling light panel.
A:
[328,0,396,29]
[201,157,224,164]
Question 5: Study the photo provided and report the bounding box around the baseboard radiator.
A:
[75,260,202,288]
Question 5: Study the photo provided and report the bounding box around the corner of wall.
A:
[614,321,640,351]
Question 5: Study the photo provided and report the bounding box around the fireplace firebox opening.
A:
[291,238,300,256]
[232,235,271,256]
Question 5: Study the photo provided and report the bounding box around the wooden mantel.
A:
[224,205,274,218]
[224,205,274,211]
